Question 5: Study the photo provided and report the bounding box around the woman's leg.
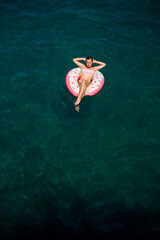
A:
[78,79,82,89]
[75,80,82,112]
[75,79,90,106]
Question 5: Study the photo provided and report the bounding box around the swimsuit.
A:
[81,68,95,75]
[79,68,95,83]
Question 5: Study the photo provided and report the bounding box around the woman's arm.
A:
[93,59,106,71]
[73,58,86,68]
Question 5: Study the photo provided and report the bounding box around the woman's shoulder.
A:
[81,67,87,69]
[92,67,97,71]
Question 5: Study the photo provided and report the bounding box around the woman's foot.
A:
[75,104,80,112]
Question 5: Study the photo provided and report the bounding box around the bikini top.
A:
[81,68,95,75]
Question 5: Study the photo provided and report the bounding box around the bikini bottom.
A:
[78,79,92,84]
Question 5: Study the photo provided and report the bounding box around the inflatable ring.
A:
[66,67,105,96]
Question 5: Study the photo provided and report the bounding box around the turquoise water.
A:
[0,0,160,239]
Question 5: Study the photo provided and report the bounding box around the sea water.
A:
[0,0,160,239]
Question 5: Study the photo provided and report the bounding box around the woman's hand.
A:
[83,58,86,61]
[93,59,106,65]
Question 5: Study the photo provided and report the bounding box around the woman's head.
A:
[86,56,93,68]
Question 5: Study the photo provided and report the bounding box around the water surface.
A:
[0,0,160,239]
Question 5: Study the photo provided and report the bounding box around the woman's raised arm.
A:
[73,58,86,68]
[93,59,106,71]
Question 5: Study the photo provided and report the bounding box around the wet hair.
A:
[86,56,93,62]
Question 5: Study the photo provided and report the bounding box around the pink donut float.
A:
[66,67,105,96]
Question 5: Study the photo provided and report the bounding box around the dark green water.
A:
[0,0,160,239]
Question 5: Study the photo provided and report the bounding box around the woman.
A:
[73,56,106,111]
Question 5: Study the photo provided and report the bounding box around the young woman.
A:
[73,56,106,111]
